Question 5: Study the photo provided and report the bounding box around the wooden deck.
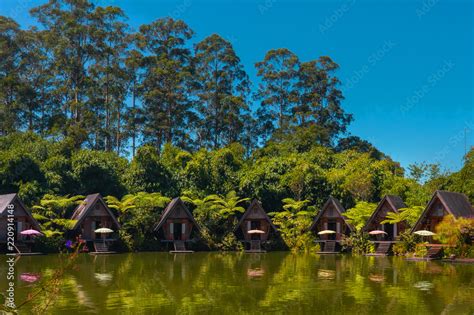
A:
[170,241,194,253]
[317,241,339,254]
[365,242,392,256]
[245,240,266,253]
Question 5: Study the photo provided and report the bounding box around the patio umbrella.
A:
[95,228,114,244]
[247,229,265,234]
[414,230,435,236]
[20,229,43,236]
[318,230,336,235]
[369,230,388,235]
[94,228,114,234]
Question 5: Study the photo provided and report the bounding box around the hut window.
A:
[182,223,186,234]
[336,222,340,233]
[247,221,251,231]
[170,223,174,234]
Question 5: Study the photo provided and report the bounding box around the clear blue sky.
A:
[1,0,473,172]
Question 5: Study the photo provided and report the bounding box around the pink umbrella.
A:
[20,229,43,236]
[20,273,41,283]
[369,230,388,235]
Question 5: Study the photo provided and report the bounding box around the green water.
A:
[1,252,473,314]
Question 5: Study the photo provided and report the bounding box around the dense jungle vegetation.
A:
[1,0,473,252]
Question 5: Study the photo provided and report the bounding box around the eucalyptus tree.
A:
[139,18,195,151]
[124,47,144,157]
[30,0,98,147]
[194,34,250,149]
[0,16,22,135]
[16,28,55,136]
[255,48,299,139]
[88,5,130,152]
[295,56,352,144]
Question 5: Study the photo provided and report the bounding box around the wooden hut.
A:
[70,193,120,253]
[153,198,200,252]
[411,190,473,233]
[0,193,42,253]
[310,197,354,253]
[235,199,278,252]
[363,195,408,241]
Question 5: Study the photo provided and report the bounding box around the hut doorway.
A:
[173,222,183,241]
[327,222,337,240]
[383,223,395,240]
[250,221,261,240]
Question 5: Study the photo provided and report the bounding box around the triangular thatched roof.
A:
[309,196,354,232]
[0,193,41,230]
[235,199,278,232]
[411,190,473,231]
[363,195,407,231]
[153,197,201,232]
[71,193,120,230]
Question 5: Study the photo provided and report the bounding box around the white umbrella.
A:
[248,229,265,234]
[94,228,114,234]
[414,230,435,236]
[369,230,388,235]
[94,228,114,245]
[318,230,336,235]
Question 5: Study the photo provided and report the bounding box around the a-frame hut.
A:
[310,197,354,240]
[411,190,473,233]
[235,199,278,251]
[0,193,42,253]
[70,193,121,244]
[154,198,200,252]
[363,195,408,241]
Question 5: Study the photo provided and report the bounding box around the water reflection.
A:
[0,253,472,314]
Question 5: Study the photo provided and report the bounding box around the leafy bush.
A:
[434,215,474,258]
[33,235,65,253]
[340,231,374,255]
[392,231,418,256]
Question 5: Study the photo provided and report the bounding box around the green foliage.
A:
[392,231,418,256]
[344,201,377,231]
[182,190,247,250]
[105,192,170,250]
[124,145,177,195]
[434,215,474,258]
[71,150,127,196]
[381,206,424,227]
[32,194,84,236]
[269,198,317,252]
[340,231,374,255]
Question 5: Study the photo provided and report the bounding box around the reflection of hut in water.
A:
[0,193,42,253]
[235,199,278,252]
[363,195,408,241]
[411,190,473,236]
[310,197,354,253]
[154,198,201,252]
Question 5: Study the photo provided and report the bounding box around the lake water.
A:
[2,252,473,314]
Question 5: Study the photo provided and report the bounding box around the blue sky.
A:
[1,0,473,172]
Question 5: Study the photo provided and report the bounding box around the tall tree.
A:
[295,56,352,143]
[16,28,55,136]
[30,0,97,147]
[255,48,299,139]
[194,34,250,149]
[88,5,130,152]
[124,47,144,157]
[139,18,195,151]
[0,16,22,136]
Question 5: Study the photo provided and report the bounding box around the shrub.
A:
[340,231,374,255]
